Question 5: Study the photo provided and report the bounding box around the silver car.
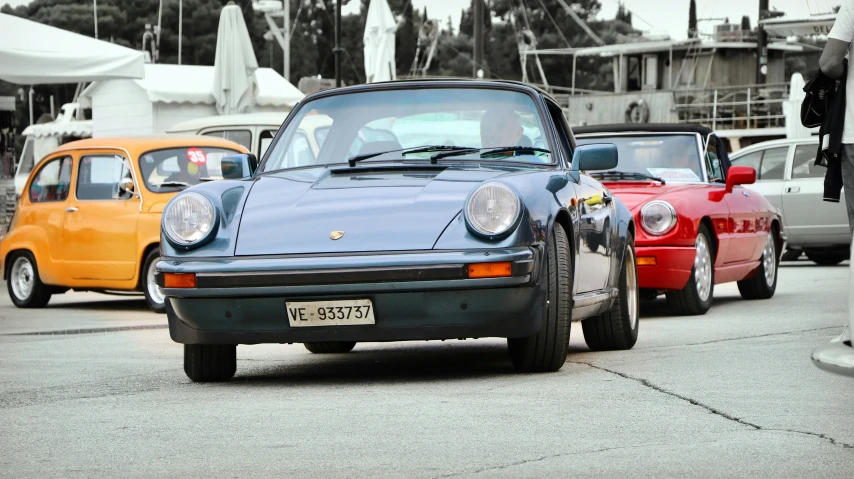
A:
[730,138,849,265]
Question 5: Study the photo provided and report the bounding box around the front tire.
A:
[666,224,714,316]
[582,232,639,351]
[6,251,51,308]
[184,344,237,382]
[304,342,356,354]
[507,223,572,372]
[141,249,166,313]
[738,228,779,300]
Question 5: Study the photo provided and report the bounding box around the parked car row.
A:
[0,79,846,381]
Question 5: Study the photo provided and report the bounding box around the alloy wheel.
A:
[694,234,713,302]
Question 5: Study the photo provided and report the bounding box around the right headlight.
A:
[640,200,677,236]
[163,192,217,247]
[464,182,522,239]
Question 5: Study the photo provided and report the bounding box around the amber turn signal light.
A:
[163,273,197,288]
[467,262,513,279]
[636,256,657,266]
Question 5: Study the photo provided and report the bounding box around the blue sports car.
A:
[156,80,638,382]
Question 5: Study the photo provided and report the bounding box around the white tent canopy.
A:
[0,13,145,85]
[363,0,397,83]
[79,64,304,108]
[213,3,259,115]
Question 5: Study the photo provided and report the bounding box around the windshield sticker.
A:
[186,148,207,165]
[646,168,700,181]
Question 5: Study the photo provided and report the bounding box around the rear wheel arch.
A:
[5,248,37,281]
[770,219,783,259]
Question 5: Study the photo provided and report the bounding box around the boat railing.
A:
[672,82,790,130]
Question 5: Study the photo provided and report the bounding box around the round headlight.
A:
[163,192,216,246]
[465,182,521,237]
[640,201,677,236]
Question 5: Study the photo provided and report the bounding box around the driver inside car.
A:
[480,109,531,149]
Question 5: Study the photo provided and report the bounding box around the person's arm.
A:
[822,5,854,79]
[821,39,850,79]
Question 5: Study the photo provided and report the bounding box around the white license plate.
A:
[286,299,375,327]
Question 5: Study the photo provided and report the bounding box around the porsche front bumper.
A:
[157,247,545,345]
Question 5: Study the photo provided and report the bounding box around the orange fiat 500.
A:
[0,136,247,312]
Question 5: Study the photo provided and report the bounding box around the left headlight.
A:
[163,192,217,246]
[640,200,677,236]
[465,182,521,239]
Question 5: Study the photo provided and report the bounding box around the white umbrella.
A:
[363,0,397,83]
[0,13,144,85]
[213,2,259,114]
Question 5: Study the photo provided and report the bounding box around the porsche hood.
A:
[234,167,510,255]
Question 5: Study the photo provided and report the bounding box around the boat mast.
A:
[757,0,769,84]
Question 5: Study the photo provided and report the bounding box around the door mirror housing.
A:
[221,153,258,179]
[726,165,756,192]
[571,143,619,173]
[118,177,135,195]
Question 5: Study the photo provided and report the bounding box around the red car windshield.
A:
[577,134,704,183]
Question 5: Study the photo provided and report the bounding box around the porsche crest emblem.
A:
[329,231,345,240]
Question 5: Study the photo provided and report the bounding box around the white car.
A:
[730,137,850,265]
[166,112,288,159]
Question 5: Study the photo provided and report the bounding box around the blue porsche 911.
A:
[156,80,639,382]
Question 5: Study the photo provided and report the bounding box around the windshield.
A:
[138,146,241,193]
[576,134,704,183]
[261,88,552,172]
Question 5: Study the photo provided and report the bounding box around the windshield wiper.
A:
[588,171,666,184]
[429,146,552,163]
[347,145,477,167]
[155,181,191,188]
[480,146,551,156]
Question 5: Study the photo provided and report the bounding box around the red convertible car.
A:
[575,124,785,315]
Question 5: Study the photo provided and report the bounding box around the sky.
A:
[348,0,823,41]
[0,0,829,42]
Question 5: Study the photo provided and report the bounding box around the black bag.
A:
[801,70,835,128]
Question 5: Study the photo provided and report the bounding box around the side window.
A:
[792,144,824,179]
[203,129,252,151]
[758,147,788,180]
[29,156,72,203]
[545,101,571,165]
[76,155,132,201]
[284,133,315,167]
[259,129,277,158]
[731,150,762,174]
[704,136,724,182]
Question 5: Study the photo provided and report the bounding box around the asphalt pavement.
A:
[1,259,853,478]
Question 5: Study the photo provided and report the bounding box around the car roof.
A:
[573,123,713,136]
[166,112,290,132]
[54,136,248,155]
[299,79,556,103]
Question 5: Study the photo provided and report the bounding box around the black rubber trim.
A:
[157,260,535,289]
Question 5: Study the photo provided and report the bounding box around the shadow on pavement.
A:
[229,341,527,385]
[46,297,150,311]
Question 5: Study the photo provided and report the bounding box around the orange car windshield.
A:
[137,147,240,193]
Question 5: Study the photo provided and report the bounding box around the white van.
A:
[166,112,289,159]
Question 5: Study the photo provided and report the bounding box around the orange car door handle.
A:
[65,207,78,212]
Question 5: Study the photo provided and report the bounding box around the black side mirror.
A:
[571,143,619,172]
[221,153,258,179]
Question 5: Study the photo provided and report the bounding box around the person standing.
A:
[820,2,854,233]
